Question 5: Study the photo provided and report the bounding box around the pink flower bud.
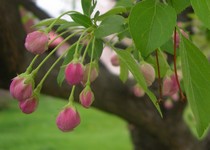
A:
[164,99,174,110]
[79,87,94,108]
[162,74,179,96]
[140,63,155,86]
[10,76,33,101]
[25,31,49,54]
[110,55,120,66]
[132,84,145,97]
[19,96,39,114]
[65,61,84,85]
[81,63,98,85]
[56,106,81,132]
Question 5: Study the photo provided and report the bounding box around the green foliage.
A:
[167,0,191,13]
[70,12,93,28]
[114,50,162,117]
[129,0,177,57]
[119,58,129,83]
[87,39,104,59]
[180,35,210,137]
[94,15,126,38]
[191,0,210,30]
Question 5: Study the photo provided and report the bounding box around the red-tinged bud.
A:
[162,74,179,96]
[110,55,120,66]
[132,84,145,97]
[81,63,98,85]
[25,30,48,54]
[65,61,84,85]
[19,96,39,114]
[56,106,81,132]
[79,86,94,108]
[140,62,155,86]
[10,76,33,101]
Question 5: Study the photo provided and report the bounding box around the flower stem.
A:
[173,27,185,101]
[74,28,91,59]
[81,36,93,63]
[25,55,39,74]
[86,37,96,86]
[34,41,77,93]
[31,30,83,77]
[68,86,76,104]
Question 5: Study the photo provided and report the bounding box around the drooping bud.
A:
[10,75,33,101]
[140,62,155,86]
[65,61,84,85]
[81,62,98,85]
[162,74,179,96]
[56,106,81,132]
[110,55,120,66]
[79,86,94,108]
[25,30,49,54]
[19,95,39,114]
[132,84,145,98]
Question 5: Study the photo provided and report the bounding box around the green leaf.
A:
[81,0,92,16]
[191,0,210,30]
[94,15,125,38]
[160,39,174,55]
[180,36,210,137]
[119,59,129,83]
[88,39,104,59]
[56,22,80,32]
[167,0,191,13]
[57,46,76,86]
[129,0,176,57]
[34,18,68,28]
[114,49,162,117]
[96,6,128,21]
[70,12,92,28]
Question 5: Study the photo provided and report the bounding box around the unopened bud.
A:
[10,75,33,101]
[140,62,155,86]
[65,61,84,85]
[79,86,94,108]
[132,84,145,97]
[82,63,98,85]
[25,30,48,54]
[56,106,81,132]
[162,74,179,96]
[19,95,38,114]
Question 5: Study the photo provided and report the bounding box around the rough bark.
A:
[0,0,210,149]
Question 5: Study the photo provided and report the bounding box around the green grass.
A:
[0,95,132,150]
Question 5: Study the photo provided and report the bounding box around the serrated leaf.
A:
[57,46,76,86]
[129,0,176,57]
[70,12,92,28]
[191,0,210,30]
[114,49,162,117]
[94,15,125,38]
[34,18,68,28]
[180,36,210,137]
[167,0,191,13]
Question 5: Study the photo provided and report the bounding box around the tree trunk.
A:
[1,0,210,149]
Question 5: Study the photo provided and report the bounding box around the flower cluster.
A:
[10,14,99,132]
